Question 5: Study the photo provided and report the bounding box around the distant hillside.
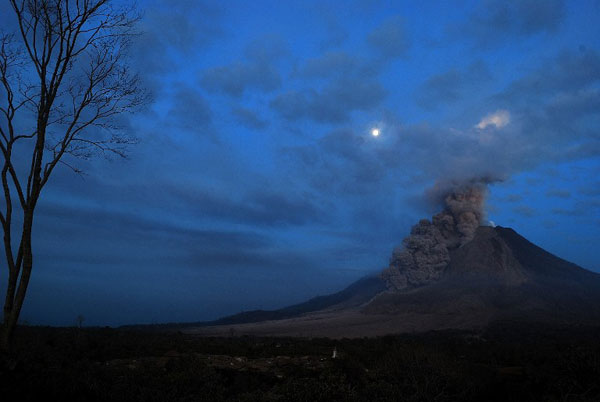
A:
[122,274,385,330]
[129,226,600,337]
[184,226,600,338]
[207,275,386,326]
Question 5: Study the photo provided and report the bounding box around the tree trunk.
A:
[1,269,17,353]
[1,211,34,353]
[0,324,10,354]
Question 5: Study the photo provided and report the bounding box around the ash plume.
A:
[382,179,494,290]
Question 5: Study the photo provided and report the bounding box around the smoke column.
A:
[381,180,491,290]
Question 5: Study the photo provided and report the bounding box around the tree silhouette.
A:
[0,0,146,351]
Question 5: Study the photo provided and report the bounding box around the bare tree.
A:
[0,0,146,352]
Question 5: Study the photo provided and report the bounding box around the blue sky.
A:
[1,0,599,326]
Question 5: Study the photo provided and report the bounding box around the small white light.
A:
[371,128,380,137]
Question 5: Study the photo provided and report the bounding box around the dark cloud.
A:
[232,107,268,130]
[366,15,410,59]
[282,128,394,197]
[244,34,288,63]
[34,200,272,268]
[385,124,511,182]
[503,50,600,100]
[525,177,544,186]
[34,191,331,280]
[316,10,348,50]
[247,192,326,225]
[131,0,224,75]
[282,46,600,199]
[551,207,585,217]
[460,0,565,46]
[38,202,265,247]
[545,189,571,199]
[416,61,492,109]
[545,88,600,126]
[395,48,599,184]
[201,62,281,97]
[505,194,523,202]
[513,205,536,217]
[200,35,286,97]
[270,79,385,123]
[484,49,600,165]
[280,50,384,123]
[164,184,327,228]
[418,69,463,106]
[299,51,373,79]
[578,184,600,197]
[515,0,565,34]
[167,86,212,128]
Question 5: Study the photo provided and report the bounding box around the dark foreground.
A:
[1,322,599,402]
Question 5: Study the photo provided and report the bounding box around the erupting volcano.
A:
[382,181,491,290]
[185,181,600,337]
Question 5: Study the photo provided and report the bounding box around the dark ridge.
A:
[124,226,600,334]
[122,275,385,330]
[207,275,386,326]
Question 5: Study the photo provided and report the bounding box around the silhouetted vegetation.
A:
[1,322,599,401]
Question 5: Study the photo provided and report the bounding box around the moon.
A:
[371,128,380,137]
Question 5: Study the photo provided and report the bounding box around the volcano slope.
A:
[188,225,600,338]
[367,226,600,323]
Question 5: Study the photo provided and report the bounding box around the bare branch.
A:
[57,158,85,176]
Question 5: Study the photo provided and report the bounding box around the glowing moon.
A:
[371,128,380,137]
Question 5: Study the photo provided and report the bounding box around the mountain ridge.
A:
[182,225,600,337]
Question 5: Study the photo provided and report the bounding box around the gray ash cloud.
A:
[382,180,492,290]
